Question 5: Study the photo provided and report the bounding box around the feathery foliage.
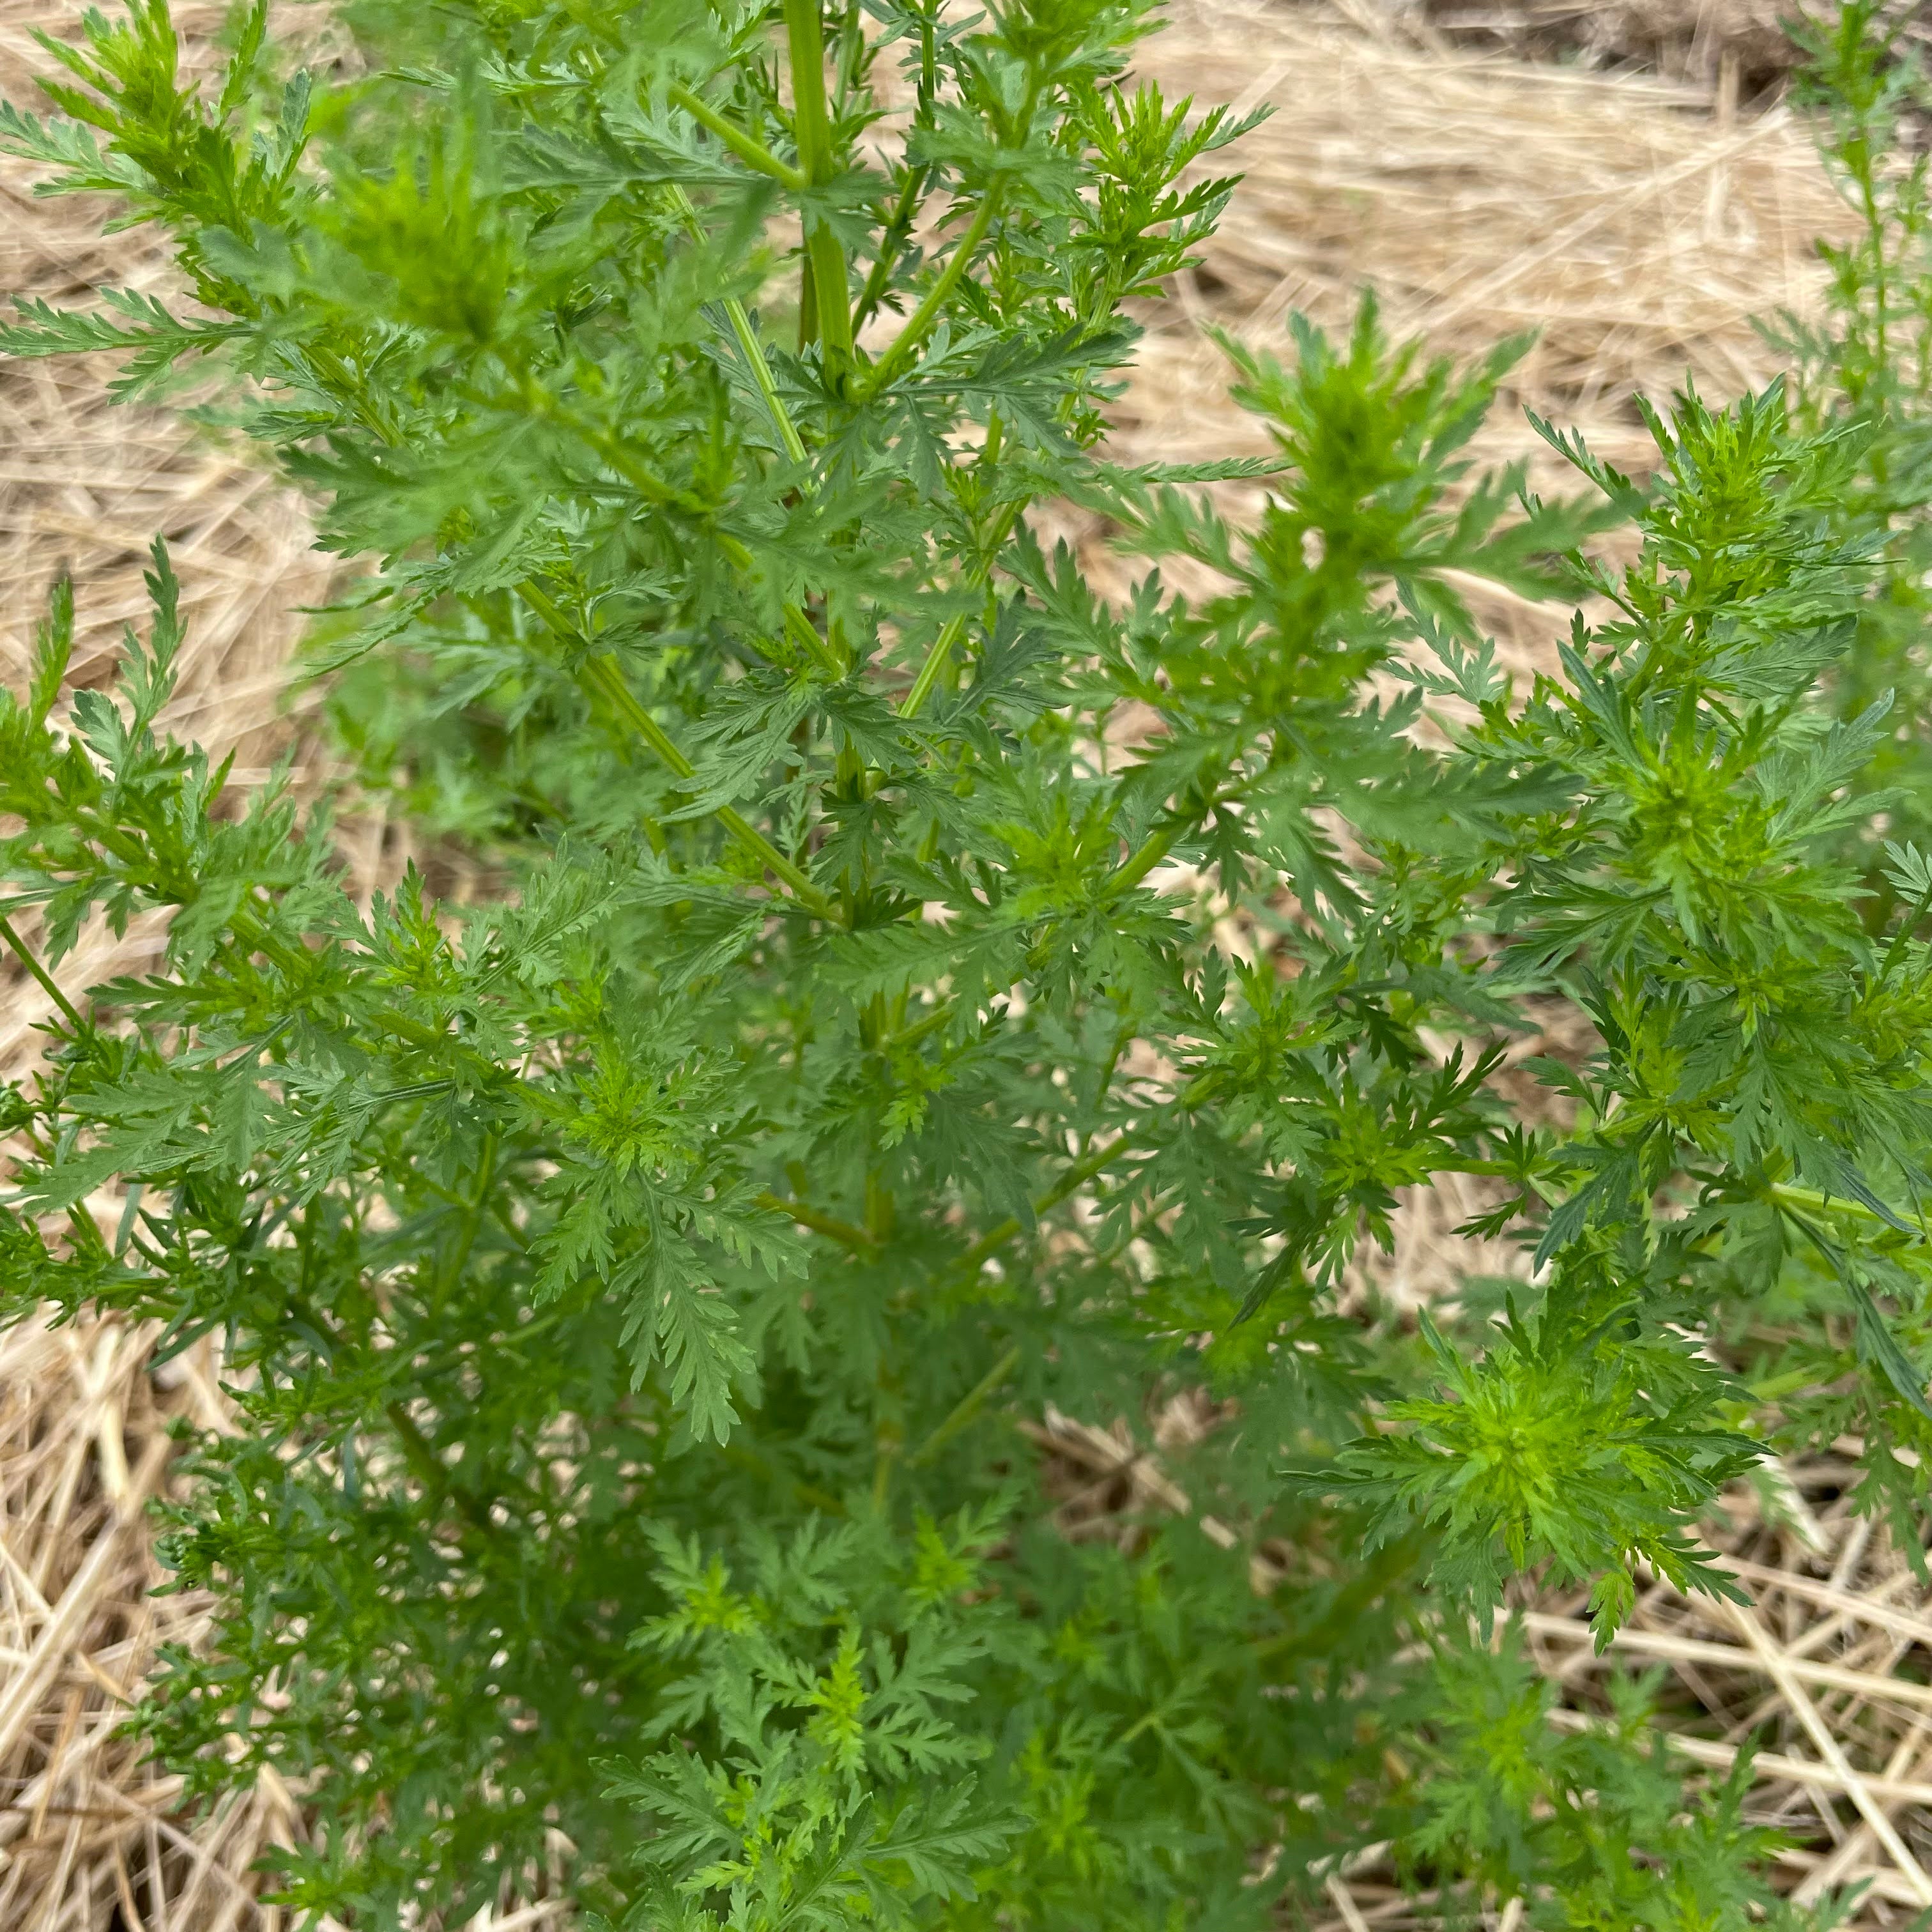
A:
[1,1,1929,1923]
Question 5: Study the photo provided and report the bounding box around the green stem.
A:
[572,652,833,916]
[870,1427,903,1508]
[956,1134,1135,1278]
[1880,878,1932,977]
[549,409,682,510]
[430,1134,498,1318]
[907,1344,1021,1466]
[758,1190,879,1254]
[720,1437,848,1515]
[385,1399,500,1538]
[665,185,811,468]
[898,611,967,718]
[852,163,930,332]
[559,272,836,697]
[374,1080,457,1105]
[667,81,808,190]
[727,301,809,464]
[805,227,855,367]
[783,0,854,364]
[555,407,753,569]
[1118,1699,1175,1750]
[979,408,1004,473]
[785,0,836,195]
[1770,1180,1926,1239]
[0,914,89,1039]
[864,183,1004,395]
[1107,824,1177,898]
[519,581,831,916]
[886,999,957,1053]
[674,213,841,694]
[798,251,820,353]
[897,457,1027,721]
[284,1282,512,1540]
[784,602,846,678]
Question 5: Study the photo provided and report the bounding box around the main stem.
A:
[785,0,854,368]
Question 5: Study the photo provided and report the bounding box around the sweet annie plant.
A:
[1,0,1930,1924]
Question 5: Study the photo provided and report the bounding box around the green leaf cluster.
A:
[0,1,1926,1924]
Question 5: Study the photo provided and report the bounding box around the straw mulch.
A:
[1415,0,1804,89]
[0,0,1920,1925]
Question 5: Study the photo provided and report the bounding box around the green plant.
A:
[1772,0,1932,903]
[1,1,1928,1925]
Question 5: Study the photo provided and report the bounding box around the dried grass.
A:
[0,0,1914,1923]
[1107,0,1855,636]
[0,0,338,1077]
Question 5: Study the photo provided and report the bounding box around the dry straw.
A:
[0,0,1920,1923]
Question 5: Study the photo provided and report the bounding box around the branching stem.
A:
[864,184,1004,395]
[0,914,89,1039]
[898,611,967,718]
[667,82,807,190]
[1107,824,1177,898]
[907,1344,1021,1466]
[666,183,810,468]
[956,1133,1137,1277]
[517,583,834,917]
[576,654,833,916]
[758,1191,880,1253]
